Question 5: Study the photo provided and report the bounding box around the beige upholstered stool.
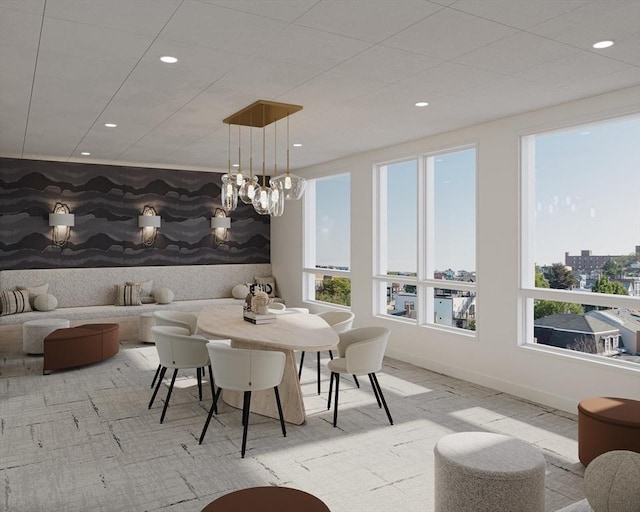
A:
[23,318,70,354]
[434,432,546,512]
[139,312,155,343]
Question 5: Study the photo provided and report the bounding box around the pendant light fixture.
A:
[221,123,238,212]
[222,100,303,217]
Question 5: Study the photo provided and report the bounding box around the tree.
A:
[534,300,583,319]
[535,266,549,288]
[602,259,622,279]
[591,275,628,295]
[316,277,351,306]
[545,262,577,290]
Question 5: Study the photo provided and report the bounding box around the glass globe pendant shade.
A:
[252,185,273,215]
[221,174,238,212]
[239,175,258,204]
[270,173,306,200]
[269,179,285,217]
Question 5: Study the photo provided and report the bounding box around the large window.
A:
[375,147,477,332]
[303,173,351,306]
[521,115,640,365]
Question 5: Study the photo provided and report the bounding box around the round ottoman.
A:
[434,432,546,512]
[139,312,155,343]
[201,487,330,512]
[578,397,640,466]
[23,318,70,355]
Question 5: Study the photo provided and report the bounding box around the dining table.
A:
[197,304,339,425]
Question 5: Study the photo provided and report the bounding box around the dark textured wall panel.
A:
[0,158,270,269]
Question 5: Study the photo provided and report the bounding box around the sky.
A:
[534,115,640,266]
[312,115,639,272]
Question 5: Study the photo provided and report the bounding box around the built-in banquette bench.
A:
[0,264,275,353]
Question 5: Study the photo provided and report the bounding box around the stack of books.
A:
[243,311,277,324]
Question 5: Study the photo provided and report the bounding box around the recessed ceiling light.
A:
[580,131,591,135]
[292,143,303,147]
[160,56,178,64]
[415,101,429,107]
[592,40,614,49]
[104,123,117,128]
[232,163,239,167]
[80,152,91,156]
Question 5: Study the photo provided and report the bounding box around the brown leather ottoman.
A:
[43,323,120,374]
[578,397,640,466]
[201,487,330,512]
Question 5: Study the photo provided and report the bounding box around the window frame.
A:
[302,173,352,309]
[373,144,478,335]
[518,113,640,367]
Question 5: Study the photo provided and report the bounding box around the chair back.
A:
[316,311,355,333]
[207,344,285,392]
[153,310,198,334]
[268,302,286,311]
[338,326,390,374]
[151,325,210,369]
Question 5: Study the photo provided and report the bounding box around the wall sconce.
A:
[211,208,231,245]
[139,205,161,247]
[49,203,74,248]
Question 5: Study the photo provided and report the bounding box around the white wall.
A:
[272,86,640,414]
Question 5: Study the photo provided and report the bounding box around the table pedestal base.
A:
[222,339,306,425]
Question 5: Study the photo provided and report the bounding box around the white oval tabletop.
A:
[197,304,338,352]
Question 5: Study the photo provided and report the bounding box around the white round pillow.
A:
[584,450,640,512]
[154,288,174,304]
[34,293,58,311]
[232,284,250,299]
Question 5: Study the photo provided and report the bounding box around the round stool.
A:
[23,318,70,355]
[201,487,330,512]
[434,432,546,512]
[578,397,640,466]
[139,312,155,343]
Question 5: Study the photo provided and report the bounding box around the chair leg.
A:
[208,364,216,404]
[316,351,321,395]
[298,351,305,379]
[333,373,340,427]
[197,367,202,401]
[274,386,286,437]
[368,373,382,408]
[371,373,393,425]
[327,372,334,410]
[149,366,167,409]
[160,369,178,424]
[199,387,222,444]
[353,374,360,388]
[241,390,252,458]
[328,350,333,360]
[150,364,161,388]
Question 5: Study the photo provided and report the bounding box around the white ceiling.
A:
[1,0,638,173]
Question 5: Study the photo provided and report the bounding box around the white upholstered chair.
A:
[327,326,393,427]
[199,344,287,458]
[298,311,355,395]
[150,311,199,388]
[148,326,214,424]
[267,302,286,311]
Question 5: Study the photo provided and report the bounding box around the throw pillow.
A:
[114,283,142,306]
[126,280,154,303]
[0,289,32,316]
[17,283,50,308]
[254,276,277,298]
[154,288,174,304]
[232,283,250,299]
[584,450,640,512]
[34,293,58,312]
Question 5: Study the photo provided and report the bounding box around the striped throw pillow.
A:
[114,283,142,306]
[0,289,32,316]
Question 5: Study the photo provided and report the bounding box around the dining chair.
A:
[268,302,286,311]
[327,326,393,427]
[298,311,355,395]
[148,325,215,424]
[199,344,287,458]
[150,310,199,389]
